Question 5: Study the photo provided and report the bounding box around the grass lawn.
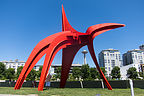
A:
[0,87,144,96]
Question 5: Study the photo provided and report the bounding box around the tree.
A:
[51,74,57,81]
[0,62,6,79]
[37,66,43,79]
[90,68,98,80]
[127,67,138,79]
[81,64,90,80]
[54,67,61,80]
[97,67,106,79]
[139,72,144,79]
[26,69,37,81]
[67,74,75,81]
[16,66,23,79]
[72,67,81,80]
[5,68,15,80]
[111,66,121,79]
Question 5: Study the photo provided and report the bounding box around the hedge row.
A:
[0,80,144,89]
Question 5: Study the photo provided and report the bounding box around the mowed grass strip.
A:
[0,87,144,96]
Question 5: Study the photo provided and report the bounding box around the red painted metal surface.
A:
[14,5,125,91]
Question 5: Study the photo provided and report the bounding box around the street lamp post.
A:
[82,50,88,64]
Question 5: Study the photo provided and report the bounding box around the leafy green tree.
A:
[67,74,75,81]
[90,67,98,80]
[127,67,138,79]
[72,67,81,80]
[111,66,121,79]
[0,62,6,79]
[51,74,57,81]
[55,67,61,80]
[81,64,90,80]
[5,68,15,80]
[37,66,43,79]
[139,72,144,79]
[97,67,106,79]
[26,69,37,81]
[16,66,23,79]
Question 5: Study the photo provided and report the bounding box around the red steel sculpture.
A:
[14,5,125,91]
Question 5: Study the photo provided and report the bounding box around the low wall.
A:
[133,80,144,89]
[0,80,144,89]
[106,80,130,88]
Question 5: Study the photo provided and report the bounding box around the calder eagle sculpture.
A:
[14,5,125,91]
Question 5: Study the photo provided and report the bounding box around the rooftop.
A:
[101,48,119,53]
[1,59,25,63]
[127,49,144,53]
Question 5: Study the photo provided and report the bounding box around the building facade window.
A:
[140,60,143,64]
[111,60,115,67]
[109,67,111,71]
[108,60,110,63]
[104,59,107,63]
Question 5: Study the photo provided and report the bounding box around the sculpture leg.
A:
[88,42,112,90]
[14,33,63,90]
[38,53,52,91]
[14,46,49,89]
[38,39,73,91]
[38,45,64,91]
[60,45,82,88]
[15,32,73,90]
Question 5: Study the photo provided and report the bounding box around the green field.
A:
[0,87,144,96]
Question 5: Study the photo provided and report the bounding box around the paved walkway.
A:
[0,94,38,96]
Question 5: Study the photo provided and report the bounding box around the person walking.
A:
[45,73,51,89]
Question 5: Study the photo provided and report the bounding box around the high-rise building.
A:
[98,49,122,76]
[122,49,144,66]
[121,45,144,80]
[122,49,144,73]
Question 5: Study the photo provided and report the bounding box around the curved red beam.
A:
[86,23,125,39]
[14,5,125,91]
[14,31,71,89]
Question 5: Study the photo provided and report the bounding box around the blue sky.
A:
[0,0,144,67]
